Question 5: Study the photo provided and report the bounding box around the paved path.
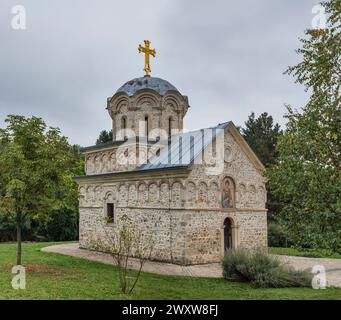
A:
[42,243,222,278]
[42,243,341,287]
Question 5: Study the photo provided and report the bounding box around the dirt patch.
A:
[24,264,66,275]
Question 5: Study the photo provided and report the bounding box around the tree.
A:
[92,215,154,295]
[241,112,282,167]
[0,115,82,264]
[96,130,113,145]
[268,0,341,251]
[241,112,282,221]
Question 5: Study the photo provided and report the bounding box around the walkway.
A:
[42,243,341,287]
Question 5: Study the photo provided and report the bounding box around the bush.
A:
[0,212,16,242]
[43,209,79,241]
[0,212,38,242]
[268,223,290,247]
[0,209,78,242]
[222,249,312,288]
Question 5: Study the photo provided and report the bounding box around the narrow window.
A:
[168,117,172,137]
[121,117,127,139]
[144,116,149,137]
[107,203,114,223]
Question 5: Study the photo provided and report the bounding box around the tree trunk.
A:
[16,212,22,266]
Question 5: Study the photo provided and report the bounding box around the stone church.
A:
[74,42,268,265]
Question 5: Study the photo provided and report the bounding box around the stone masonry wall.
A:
[78,127,268,265]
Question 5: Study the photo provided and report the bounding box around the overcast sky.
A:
[0,0,318,146]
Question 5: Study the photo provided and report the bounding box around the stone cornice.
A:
[79,205,267,213]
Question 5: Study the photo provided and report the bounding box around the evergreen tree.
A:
[242,112,282,167]
[96,130,113,145]
[241,112,282,221]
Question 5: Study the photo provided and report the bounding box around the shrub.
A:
[222,249,312,288]
[39,209,79,241]
[0,209,78,242]
[268,223,290,247]
[0,212,37,242]
[0,212,16,242]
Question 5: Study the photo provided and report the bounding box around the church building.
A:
[74,41,268,265]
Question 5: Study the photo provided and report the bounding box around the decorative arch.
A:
[101,154,109,173]
[107,93,130,118]
[138,182,148,205]
[104,190,115,201]
[128,184,137,205]
[258,186,266,205]
[162,94,181,112]
[159,181,170,206]
[148,183,159,205]
[237,183,247,207]
[171,181,183,207]
[248,184,257,204]
[94,155,101,173]
[135,93,159,110]
[209,181,219,207]
[186,181,196,204]
[198,181,208,204]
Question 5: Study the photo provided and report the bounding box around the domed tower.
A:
[107,76,189,141]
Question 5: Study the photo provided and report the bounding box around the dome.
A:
[116,76,179,96]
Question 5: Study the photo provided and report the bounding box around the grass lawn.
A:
[1,242,341,300]
[269,247,341,259]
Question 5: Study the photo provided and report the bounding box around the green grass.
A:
[269,247,341,259]
[0,242,341,300]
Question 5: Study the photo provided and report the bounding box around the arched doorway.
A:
[223,218,233,251]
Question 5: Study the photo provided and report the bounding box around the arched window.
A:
[168,117,172,137]
[223,218,233,251]
[121,117,126,130]
[121,117,127,139]
[144,116,149,138]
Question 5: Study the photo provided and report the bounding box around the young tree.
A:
[268,0,341,251]
[0,115,81,264]
[92,215,154,295]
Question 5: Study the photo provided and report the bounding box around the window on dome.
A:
[144,116,149,138]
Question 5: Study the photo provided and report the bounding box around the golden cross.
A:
[138,40,156,76]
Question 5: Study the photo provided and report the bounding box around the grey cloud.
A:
[0,0,316,145]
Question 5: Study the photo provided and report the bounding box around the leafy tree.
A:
[96,130,113,145]
[0,115,82,264]
[242,112,282,167]
[268,0,341,251]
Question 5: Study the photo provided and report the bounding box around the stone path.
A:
[42,243,341,287]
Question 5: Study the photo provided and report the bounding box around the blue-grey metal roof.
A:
[73,122,231,181]
[135,122,231,172]
[116,76,179,96]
